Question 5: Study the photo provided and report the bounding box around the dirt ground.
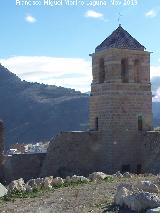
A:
[0,175,158,213]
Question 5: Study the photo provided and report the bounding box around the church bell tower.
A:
[89,25,152,172]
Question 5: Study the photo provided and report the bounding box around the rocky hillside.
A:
[0,64,159,149]
[0,64,89,149]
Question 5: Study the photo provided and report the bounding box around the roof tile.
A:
[95,25,145,52]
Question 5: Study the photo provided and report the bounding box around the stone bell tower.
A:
[89,25,152,173]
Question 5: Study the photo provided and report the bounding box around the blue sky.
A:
[0,0,160,98]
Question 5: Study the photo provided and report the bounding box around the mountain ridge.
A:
[0,64,89,149]
[0,64,159,149]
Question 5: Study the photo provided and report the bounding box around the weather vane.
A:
[118,13,123,26]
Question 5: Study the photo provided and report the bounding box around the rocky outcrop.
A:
[113,171,123,178]
[52,177,64,186]
[88,172,108,181]
[0,183,8,197]
[8,178,26,192]
[123,172,132,178]
[137,181,159,193]
[65,175,89,184]
[114,180,160,212]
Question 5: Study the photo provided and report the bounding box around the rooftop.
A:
[95,25,145,52]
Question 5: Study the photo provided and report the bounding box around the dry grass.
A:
[0,174,159,213]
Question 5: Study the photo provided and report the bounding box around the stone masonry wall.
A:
[90,48,152,132]
[90,83,152,132]
[91,48,150,85]
[3,153,46,184]
[141,131,160,173]
[40,131,116,178]
[89,47,152,173]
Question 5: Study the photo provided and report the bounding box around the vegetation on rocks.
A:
[1,172,160,212]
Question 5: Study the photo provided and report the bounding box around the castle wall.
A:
[141,131,160,173]
[40,131,116,178]
[3,153,46,184]
[40,46,153,176]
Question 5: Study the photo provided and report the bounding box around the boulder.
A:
[124,192,160,212]
[52,177,64,186]
[123,194,136,210]
[8,178,26,192]
[27,178,44,189]
[0,183,8,197]
[65,176,72,184]
[137,181,159,193]
[71,175,90,183]
[43,176,53,189]
[35,178,44,188]
[116,183,133,191]
[113,171,123,178]
[146,207,160,213]
[25,184,33,193]
[123,172,132,178]
[89,172,107,181]
[27,179,37,189]
[114,186,131,206]
[115,183,160,212]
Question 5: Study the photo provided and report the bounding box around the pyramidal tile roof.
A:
[95,25,145,52]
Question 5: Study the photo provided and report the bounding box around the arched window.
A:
[134,59,141,83]
[99,58,105,83]
[121,58,129,83]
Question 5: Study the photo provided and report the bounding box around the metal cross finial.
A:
[118,13,123,26]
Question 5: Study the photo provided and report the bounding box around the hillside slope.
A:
[0,64,159,149]
[0,64,89,148]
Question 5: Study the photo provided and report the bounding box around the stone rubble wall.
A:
[40,130,144,177]
[141,131,160,173]
[40,131,115,178]
[2,153,46,184]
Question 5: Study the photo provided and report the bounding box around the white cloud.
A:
[145,9,157,18]
[151,66,160,78]
[85,10,104,19]
[154,88,160,102]
[25,15,37,23]
[0,56,92,92]
[151,66,160,102]
[0,57,160,96]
